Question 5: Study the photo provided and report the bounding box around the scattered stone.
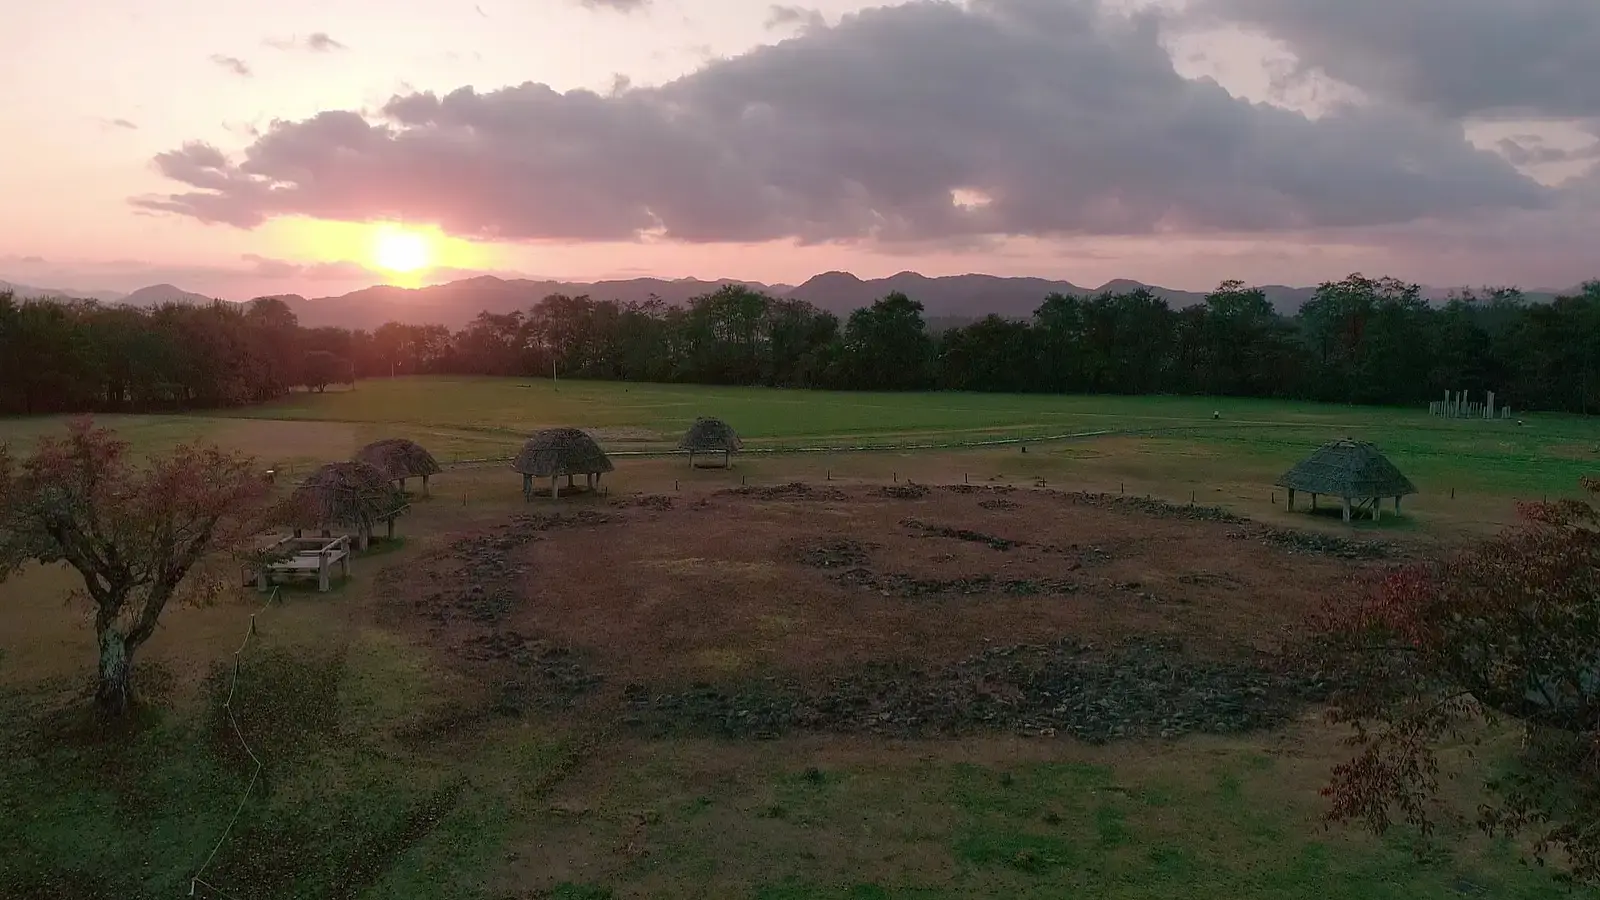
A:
[382,509,610,714]
[1049,491,1250,523]
[626,637,1331,744]
[942,484,1017,496]
[795,539,878,569]
[610,494,675,511]
[1235,528,1396,560]
[726,482,848,502]
[880,482,931,499]
[835,568,1078,599]
[900,518,1024,551]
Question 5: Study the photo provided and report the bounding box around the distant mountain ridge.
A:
[0,280,127,304]
[3,271,1579,331]
[119,283,214,306]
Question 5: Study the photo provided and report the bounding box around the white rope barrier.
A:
[188,586,279,898]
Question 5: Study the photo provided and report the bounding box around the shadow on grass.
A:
[0,649,505,900]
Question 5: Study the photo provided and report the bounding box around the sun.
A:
[371,227,432,274]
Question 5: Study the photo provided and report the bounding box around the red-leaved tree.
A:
[1315,476,1600,881]
[0,419,274,716]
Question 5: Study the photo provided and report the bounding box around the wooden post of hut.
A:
[291,460,405,558]
[513,428,615,501]
[679,417,743,471]
[355,438,442,501]
[1274,439,1418,526]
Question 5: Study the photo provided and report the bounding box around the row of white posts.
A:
[1429,389,1512,420]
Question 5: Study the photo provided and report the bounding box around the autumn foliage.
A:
[1316,476,1600,881]
[0,419,274,716]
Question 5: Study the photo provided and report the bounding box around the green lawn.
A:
[1,655,1565,899]
[2,377,1597,500]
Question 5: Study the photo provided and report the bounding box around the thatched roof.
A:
[512,428,615,478]
[678,417,744,453]
[1274,439,1418,499]
[355,438,442,481]
[285,461,408,528]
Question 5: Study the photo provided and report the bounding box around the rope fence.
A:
[188,586,280,899]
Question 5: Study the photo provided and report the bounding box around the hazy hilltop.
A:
[0,280,127,304]
[275,272,1367,329]
[119,283,215,306]
[2,271,1575,330]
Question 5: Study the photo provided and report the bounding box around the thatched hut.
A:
[355,438,442,496]
[285,460,409,549]
[1274,439,1417,522]
[512,427,614,499]
[678,417,743,468]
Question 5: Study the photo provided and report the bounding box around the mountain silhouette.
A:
[4,271,1576,331]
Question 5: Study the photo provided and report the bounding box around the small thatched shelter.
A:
[355,438,442,496]
[678,417,743,468]
[513,427,614,499]
[285,460,409,549]
[1274,439,1418,522]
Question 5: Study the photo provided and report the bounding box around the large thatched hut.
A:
[678,417,743,468]
[513,427,614,499]
[284,461,409,549]
[355,438,442,496]
[1274,439,1417,522]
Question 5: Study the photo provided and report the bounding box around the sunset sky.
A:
[3,0,1597,300]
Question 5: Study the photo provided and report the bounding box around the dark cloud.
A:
[306,32,345,52]
[766,5,825,31]
[1199,0,1600,120]
[579,0,650,12]
[142,0,1549,246]
[209,54,252,77]
[267,32,347,52]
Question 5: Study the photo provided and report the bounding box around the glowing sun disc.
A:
[372,228,431,273]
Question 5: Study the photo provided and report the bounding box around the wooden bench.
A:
[254,535,351,593]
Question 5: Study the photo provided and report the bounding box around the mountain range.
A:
[3,272,1577,332]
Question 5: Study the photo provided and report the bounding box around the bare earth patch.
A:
[379,485,1385,744]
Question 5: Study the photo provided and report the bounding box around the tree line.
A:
[3,273,1598,416]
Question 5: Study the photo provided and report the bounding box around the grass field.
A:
[2,378,1597,899]
[2,376,1596,511]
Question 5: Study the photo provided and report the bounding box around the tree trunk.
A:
[97,628,133,716]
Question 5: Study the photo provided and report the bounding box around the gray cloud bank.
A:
[1200,0,1600,121]
[142,0,1575,248]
